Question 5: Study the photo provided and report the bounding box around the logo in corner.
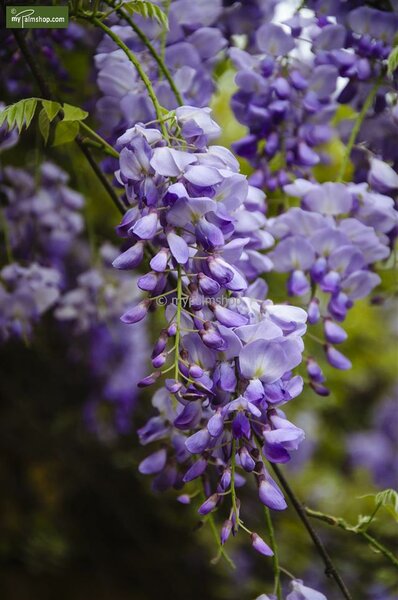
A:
[6,6,69,29]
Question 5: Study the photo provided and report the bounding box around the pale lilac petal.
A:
[138,449,167,474]
[167,232,189,264]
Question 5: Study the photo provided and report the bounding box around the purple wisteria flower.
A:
[286,580,327,600]
[113,106,308,551]
[229,0,398,189]
[1,163,85,263]
[0,262,61,342]
[266,175,397,389]
[229,19,338,188]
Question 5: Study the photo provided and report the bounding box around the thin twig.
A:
[336,78,382,183]
[264,507,282,600]
[200,482,236,570]
[305,507,398,569]
[271,463,352,600]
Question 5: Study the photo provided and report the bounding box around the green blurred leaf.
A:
[359,489,398,522]
[38,108,50,145]
[24,99,38,130]
[6,104,18,129]
[0,98,39,133]
[53,120,79,146]
[123,0,168,30]
[62,103,88,122]
[42,100,61,123]
[15,101,27,133]
[375,489,398,522]
[0,107,6,128]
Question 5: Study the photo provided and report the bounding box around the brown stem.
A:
[271,463,352,600]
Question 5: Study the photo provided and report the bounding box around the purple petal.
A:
[112,242,144,269]
[256,23,295,56]
[138,449,167,475]
[182,458,207,482]
[131,212,158,240]
[185,429,211,454]
[324,320,347,344]
[198,494,218,515]
[150,147,196,176]
[150,248,169,272]
[121,301,148,324]
[167,232,189,264]
[174,402,202,430]
[258,478,287,511]
[208,411,224,437]
[207,256,234,284]
[325,346,352,370]
[214,305,249,327]
[239,339,289,383]
[251,533,274,556]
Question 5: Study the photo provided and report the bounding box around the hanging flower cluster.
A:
[112,105,308,552]
[266,173,397,393]
[224,4,398,392]
[0,162,84,340]
[230,5,398,189]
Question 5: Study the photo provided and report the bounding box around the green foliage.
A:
[62,103,88,122]
[53,121,80,146]
[375,489,398,521]
[122,1,168,29]
[0,98,38,133]
[38,108,50,145]
[360,489,398,522]
[41,100,61,122]
[0,98,88,147]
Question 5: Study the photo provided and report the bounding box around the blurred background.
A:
[0,4,397,599]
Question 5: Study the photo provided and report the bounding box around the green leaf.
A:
[123,0,168,29]
[53,120,79,146]
[375,489,398,521]
[62,103,88,122]
[24,99,38,130]
[42,100,61,123]
[0,108,7,128]
[6,104,18,129]
[38,108,50,145]
[388,46,398,76]
[359,489,398,522]
[0,98,38,133]
[15,100,27,133]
